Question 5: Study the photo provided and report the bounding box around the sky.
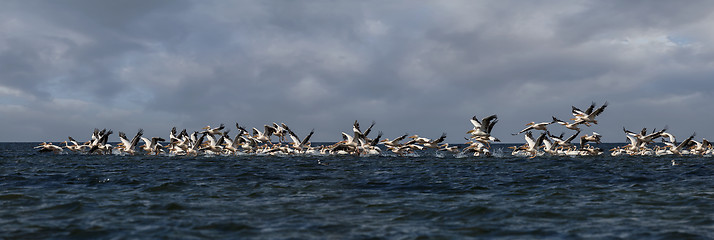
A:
[2,0,714,143]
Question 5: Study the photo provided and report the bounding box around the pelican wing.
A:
[589,101,608,117]
[470,115,482,129]
[130,129,144,149]
[301,129,315,146]
[370,131,383,146]
[118,132,131,147]
[486,119,498,134]
[565,130,581,143]
[363,121,376,137]
[584,102,596,114]
[432,132,447,144]
[286,128,301,145]
[524,132,535,148]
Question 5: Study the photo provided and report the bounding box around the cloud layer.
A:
[2,1,714,143]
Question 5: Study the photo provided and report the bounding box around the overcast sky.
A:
[2,0,714,143]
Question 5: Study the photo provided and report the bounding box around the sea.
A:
[2,142,713,239]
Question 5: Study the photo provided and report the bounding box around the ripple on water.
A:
[143,181,190,193]
[1,143,714,239]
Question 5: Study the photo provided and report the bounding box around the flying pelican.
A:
[689,138,712,155]
[468,114,498,137]
[202,124,225,136]
[35,142,63,153]
[548,130,580,151]
[252,125,276,144]
[62,136,86,152]
[463,140,490,156]
[220,132,239,154]
[513,121,552,135]
[380,134,409,148]
[89,130,113,154]
[467,114,500,143]
[272,122,288,143]
[551,116,586,131]
[357,131,382,155]
[542,137,559,155]
[405,134,432,145]
[285,125,315,152]
[185,133,205,156]
[140,136,165,155]
[353,120,377,143]
[624,126,667,145]
[579,132,602,147]
[523,131,546,158]
[663,133,696,156]
[571,102,608,125]
[422,133,447,148]
[438,143,460,153]
[200,132,224,154]
[118,129,143,155]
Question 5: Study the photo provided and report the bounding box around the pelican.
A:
[357,131,382,155]
[542,136,559,155]
[405,134,431,144]
[623,135,643,153]
[200,132,225,154]
[523,131,546,158]
[438,143,460,153]
[140,136,165,155]
[467,114,500,143]
[624,126,667,145]
[87,128,109,151]
[220,132,239,154]
[252,125,276,144]
[380,134,409,148]
[118,129,143,155]
[689,138,712,155]
[463,141,490,156]
[548,130,580,151]
[579,145,603,156]
[89,130,113,154]
[285,126,315,152]
[185,133,205,156]
[512,121,552,135]
[422,133,447,148]
[353,120,377,143]
[62,136,86,152]
[202,124,225,136]
[272,122,288,143]
[169,129,191,154]
[341,131,359,148]
[35,142,63,153]
[579,132,601,147]
[468,114,498,137]
[663,133,696,156]
[551,116,585,131]
[571,102,608,125]
[169,127,181,143]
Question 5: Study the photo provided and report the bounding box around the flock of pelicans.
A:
[34,102,714,158]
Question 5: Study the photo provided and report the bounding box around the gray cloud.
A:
[2,1,714,143]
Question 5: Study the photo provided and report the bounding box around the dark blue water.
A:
[2,143,713,239]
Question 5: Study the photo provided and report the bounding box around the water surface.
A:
[1,143,713,239]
